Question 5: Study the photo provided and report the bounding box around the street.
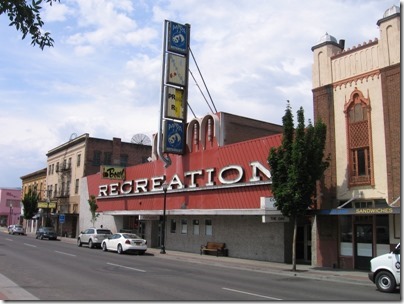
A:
[0,233,400,301]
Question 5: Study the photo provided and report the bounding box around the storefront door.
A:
[355,224,373,270]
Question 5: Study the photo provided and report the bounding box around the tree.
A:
[0,0,60,50]
[88,195,99,227]
[268,101,329,271]
[21,188,40,220]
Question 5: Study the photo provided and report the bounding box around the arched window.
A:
[344,89,373,186]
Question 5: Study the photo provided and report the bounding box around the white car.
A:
[101,233,147,255]
[8,224,25,235]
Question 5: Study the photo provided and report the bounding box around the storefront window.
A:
[193,220,199,235]
[340,216,353,256]
[376,215,389,244]
[205,219,212,236]
[170,219,176,233]
[181,219,188,234]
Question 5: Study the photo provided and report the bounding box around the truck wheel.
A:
[375,271,396,292]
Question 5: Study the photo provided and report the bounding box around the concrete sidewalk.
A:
[3,228,371,287]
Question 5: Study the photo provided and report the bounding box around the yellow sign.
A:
[38,202,56,208]
[101,166,126,180]
[165,86,185,120]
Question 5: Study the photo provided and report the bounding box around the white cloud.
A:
[0,0,397,187]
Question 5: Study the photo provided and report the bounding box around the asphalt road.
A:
[0,233,400,301]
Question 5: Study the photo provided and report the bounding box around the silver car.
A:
[9,224,25,235]
[77,228,112,249]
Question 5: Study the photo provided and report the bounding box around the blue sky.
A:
[0,0,398,187]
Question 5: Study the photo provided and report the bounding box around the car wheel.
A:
[40,235,44,240]
[102,243,108,252]
[77,238,82,247]
[138,251,145,255]
[35,235,38,239]
[375,271,396,293]
[117,244,123,254]
[88,239,94,249]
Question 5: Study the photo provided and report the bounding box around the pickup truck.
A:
[368,243,400,292]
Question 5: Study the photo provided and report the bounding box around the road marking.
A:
[222,287,282,300]
[107,262,146,273]
[54,251,76,257]
[23,243,37,248]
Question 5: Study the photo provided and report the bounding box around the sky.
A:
[0,0,399,188]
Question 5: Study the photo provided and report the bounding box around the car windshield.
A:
[43,227,55,232]
[123,233,141,239]
[97,229,112,235]
[14,225,23,228]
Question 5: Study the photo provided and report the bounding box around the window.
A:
[181,219,188,234]
[56,162,59,172]
[54,184,57,197]
[104,152,112,165]
[193,220,200,235]
[170,219,176,233]
[205,219,212,236]
[48,165,51,175]
[68,157,72,169]
[93,151,101,166]
[75,179,79,194]
[77,154,81,167]
[345,90,373,186]
[120,154,128,167]
[51,164,54,174]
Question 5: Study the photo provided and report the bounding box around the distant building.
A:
[311,5,400,269]
[16,133,152,238]
[0,187,22,227]
[20,168,47,232]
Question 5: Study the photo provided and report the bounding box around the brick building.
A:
[311,5,400,269]
[20,168,47,232]
[45,133,152,238]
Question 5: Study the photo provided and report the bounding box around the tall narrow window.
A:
[181,219,188,234]
[75,179,79,194]
[344,89,373,186]
[77,154,81,167]
[93,151,101,166]
[205,219,212,236]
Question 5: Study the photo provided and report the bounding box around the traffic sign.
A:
[59,214,65,224]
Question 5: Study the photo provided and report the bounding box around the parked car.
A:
[8,224,25,235]
[36,227,58,240]
[101,233,147,255]
[77,228,112,249]
[368,243,400,292]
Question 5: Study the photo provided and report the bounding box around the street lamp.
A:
[160,183,168,254]
[9,202,13,226]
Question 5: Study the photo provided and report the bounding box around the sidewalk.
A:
[4,229,371,287]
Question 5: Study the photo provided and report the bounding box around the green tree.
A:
[88,195,99,227]
[0,0,60,49]
[21,188,40,220]
[268,101,329,271]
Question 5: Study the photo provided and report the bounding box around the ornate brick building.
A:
[311,5,400,269]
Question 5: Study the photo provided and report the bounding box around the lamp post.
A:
[160,183,168,254]
[9,202,13,226]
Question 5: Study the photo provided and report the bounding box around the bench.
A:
[200,242,228,257]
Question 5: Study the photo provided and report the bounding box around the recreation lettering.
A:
[98,161,271,197]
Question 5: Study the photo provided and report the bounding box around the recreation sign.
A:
[158,21,191,164]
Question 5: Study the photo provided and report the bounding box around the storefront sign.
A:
[38,202,56,208]
[262,215,289,223]
[101,166,126,180]
[139,215,160,221]
[98,161,271,197]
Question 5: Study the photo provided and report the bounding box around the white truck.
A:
[368,243,400,292]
